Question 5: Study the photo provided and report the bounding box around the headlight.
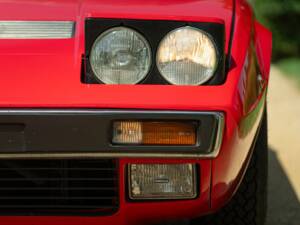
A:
[90,27,151,84]
[156,26,218,85]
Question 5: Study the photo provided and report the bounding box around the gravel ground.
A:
[266,67,300,225]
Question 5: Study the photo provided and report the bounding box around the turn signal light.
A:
[112,121,197,145]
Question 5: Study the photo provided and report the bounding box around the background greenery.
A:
[251,0,300,85]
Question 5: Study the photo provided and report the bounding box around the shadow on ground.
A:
[266,149,300,225]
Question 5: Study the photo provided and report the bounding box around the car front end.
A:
[0,0,272,225]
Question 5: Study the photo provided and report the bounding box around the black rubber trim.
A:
[0,110,219,154]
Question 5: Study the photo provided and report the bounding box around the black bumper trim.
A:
[0,110,224,158]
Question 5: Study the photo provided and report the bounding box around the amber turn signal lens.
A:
[112,121,197,145]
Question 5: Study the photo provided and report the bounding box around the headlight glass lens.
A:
[90,27,151,84]
[129,164,197,199]
[157,26,218,85]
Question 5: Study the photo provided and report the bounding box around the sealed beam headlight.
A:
[90,27,151,84]
[157,26,218,85]
[129,164,197,199]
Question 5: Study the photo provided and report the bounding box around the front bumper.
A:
[0,92,265,225]
[0,97,265,225]
[0,110,224,158]
[0,110,222,225]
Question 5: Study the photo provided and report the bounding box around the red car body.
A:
[0,0,272,225]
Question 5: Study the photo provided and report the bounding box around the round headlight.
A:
[156,26,218,85]
[90,27,151,84]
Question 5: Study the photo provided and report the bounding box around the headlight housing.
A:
[84,19,225,85]
[90,27,151,84]
[156,26,218,85]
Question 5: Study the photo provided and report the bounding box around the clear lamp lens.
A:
[129,164,197,199]
[157,26,218,85]
[90,27,151,84]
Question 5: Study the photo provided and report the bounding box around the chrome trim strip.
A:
[0,21,75,39]
[0,110,225,159]
[210,112,225,158]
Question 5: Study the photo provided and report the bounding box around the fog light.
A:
[129,164,197,199]
[112,121,197,145]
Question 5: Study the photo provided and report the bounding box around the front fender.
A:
[210,0,271,211]
[254,21,273,81]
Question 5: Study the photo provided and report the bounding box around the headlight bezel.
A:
[84,19,225,85]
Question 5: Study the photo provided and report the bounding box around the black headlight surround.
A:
[83,18,225,85]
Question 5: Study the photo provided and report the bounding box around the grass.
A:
[277,58,300,86]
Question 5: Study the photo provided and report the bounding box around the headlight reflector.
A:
[90,27,151,84]
[156,26,218,85]
[129,164,197,199]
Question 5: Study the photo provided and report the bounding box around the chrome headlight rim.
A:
[156,26,219,86]
[89,26,152,85]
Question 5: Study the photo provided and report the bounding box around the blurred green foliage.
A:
[251,0,300,61]
[277,58,300,86]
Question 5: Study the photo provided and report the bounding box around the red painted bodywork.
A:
[0,0,272,224]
